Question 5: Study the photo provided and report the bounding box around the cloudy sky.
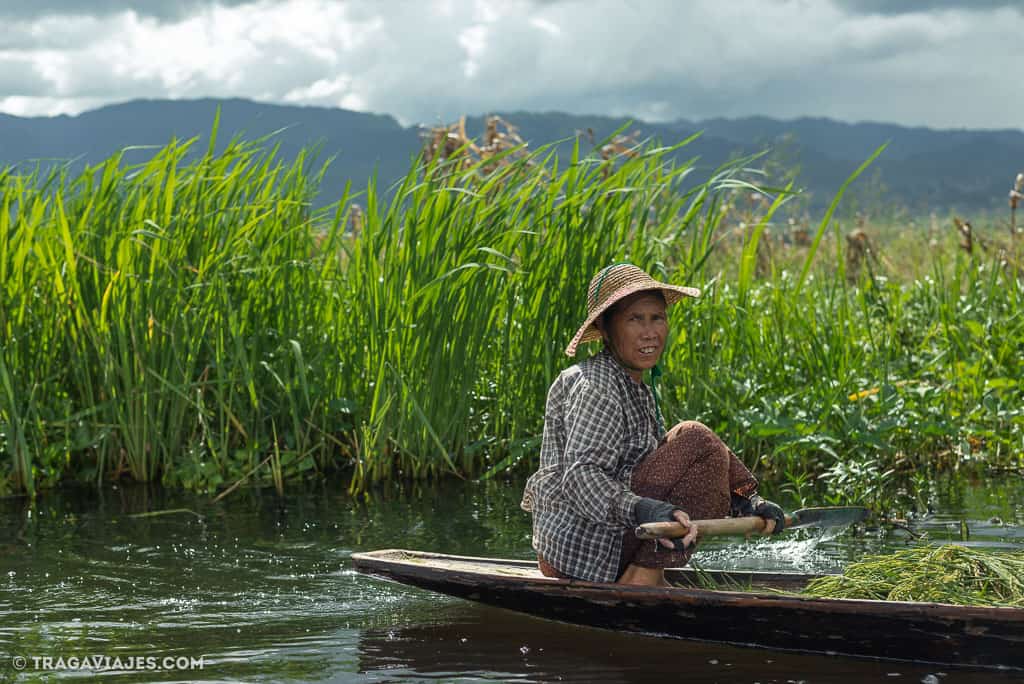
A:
[1,0,1022,130]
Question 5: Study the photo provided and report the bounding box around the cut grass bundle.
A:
[803,545,1024,607]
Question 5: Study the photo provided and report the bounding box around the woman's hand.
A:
[731,493,785,536]
[753,498,785,535]
[634,497,699,551]
[658,509,698,550]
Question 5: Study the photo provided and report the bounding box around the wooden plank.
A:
[354,549,820,589]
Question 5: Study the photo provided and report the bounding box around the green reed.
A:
[1,123,335,494]
[332,135,751,489]
[1,125,1021,500]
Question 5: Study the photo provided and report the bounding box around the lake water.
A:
[2,476,1022,683]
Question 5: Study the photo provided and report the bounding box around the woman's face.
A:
[598,291,668,380]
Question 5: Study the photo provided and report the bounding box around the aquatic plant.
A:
[803,544,1024,606]
[1,117,1021,501]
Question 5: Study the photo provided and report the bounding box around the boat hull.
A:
[351,549,1024,671]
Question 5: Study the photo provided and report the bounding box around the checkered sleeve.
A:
[560,381,642,527]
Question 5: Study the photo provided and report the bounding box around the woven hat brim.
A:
[564,283,700,357]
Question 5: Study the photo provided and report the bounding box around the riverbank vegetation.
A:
[2,119,1021,510]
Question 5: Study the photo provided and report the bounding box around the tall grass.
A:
[1,124,1021,507]
[1,126,334,495]
[331,134,751,489]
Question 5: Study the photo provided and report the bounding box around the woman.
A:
[520,263,784,586]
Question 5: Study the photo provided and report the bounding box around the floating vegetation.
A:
[803,545,1024,607]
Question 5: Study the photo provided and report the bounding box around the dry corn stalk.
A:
[311,202,363,267]
[756,227,773,278]
[599,130,641,161]
[845,215,871,282]
[420,115,528,176]
[421,115,477,169]
[953,216,1023,277]
[479,116,526,172]
[954,216,975,254]
[846,229,872,282]
[598,130,642,178]
[349,203,364,237]
[1011,172,1023,239]
[789,217,811,247]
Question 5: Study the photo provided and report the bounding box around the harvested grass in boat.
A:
[804,545,1024,607]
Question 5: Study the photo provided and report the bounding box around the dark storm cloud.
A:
[837,0,1021,14]
[0,0,258,22]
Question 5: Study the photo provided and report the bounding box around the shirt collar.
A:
[597,348,647,388]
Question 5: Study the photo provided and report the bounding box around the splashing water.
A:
[692,526,856,574]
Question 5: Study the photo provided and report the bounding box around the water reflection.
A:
[356,605,1022,684]
[0,476,1021,682]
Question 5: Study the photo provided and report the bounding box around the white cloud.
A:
[284,74,353,103]
[458,25,488,78]
[0,95,107,116]
[529,17,561,37]
[0,0,1022,130]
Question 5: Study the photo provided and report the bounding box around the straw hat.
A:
[564,263,700,356]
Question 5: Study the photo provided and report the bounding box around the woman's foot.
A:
[617,563,670,587]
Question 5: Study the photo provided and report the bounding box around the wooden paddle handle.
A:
[635,515,792,540]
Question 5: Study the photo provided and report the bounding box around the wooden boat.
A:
[351,548,1024,672]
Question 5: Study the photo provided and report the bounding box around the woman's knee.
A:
[665,421,729,464]
[664,420,716,445]
[633,421,729,492]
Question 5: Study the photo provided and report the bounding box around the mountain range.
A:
[2,98,1022,217]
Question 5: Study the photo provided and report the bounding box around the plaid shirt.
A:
[521,349,661,582]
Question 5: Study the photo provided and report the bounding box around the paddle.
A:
[634,506,870,540]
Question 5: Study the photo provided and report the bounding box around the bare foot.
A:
[617,564,670,587]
